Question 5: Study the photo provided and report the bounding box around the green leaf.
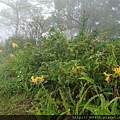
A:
[80,94,100,115]
[79,77,94,84]
[59,89,70,114]
[75,84,92,115]
[68,88,76,106]
[84,105,101,115]
[107,97,120,115]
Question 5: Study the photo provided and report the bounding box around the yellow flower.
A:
[31,76,37,84]
[113,67,120,77]
[31,76,34,81]
[31,75,44,84]
[36,75,44,83]
[105,76,111,83]
[72,66,77,73]
[12,42,18,47]
[103,72,112,83]
[72,62,77,73]
[0,49,2,52]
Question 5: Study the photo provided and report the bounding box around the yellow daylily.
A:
[103,72,112,83]
[36,75,44,83]
[113,67,120,77]
[31,75,44,84]
[31,76,37,84]
[0,49,2,52]
[12,42,18,47]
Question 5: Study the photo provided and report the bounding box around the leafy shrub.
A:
[0,27,120,115]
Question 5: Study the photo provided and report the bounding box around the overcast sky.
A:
[0,3,8,10]
[0,1,54,42]
[0,3,8,42]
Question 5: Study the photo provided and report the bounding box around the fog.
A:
[0,0,120,42]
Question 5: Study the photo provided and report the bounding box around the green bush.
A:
[0,27,120,115]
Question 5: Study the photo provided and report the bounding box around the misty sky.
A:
[0,1,54,42]
[0,3,8,10]
[0,0,119,42]
[0,3,8,41]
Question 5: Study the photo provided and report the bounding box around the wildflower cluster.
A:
[12,42,18,48]
[31,75,44,84]
[103,66,120,83]
[113,67,120,77]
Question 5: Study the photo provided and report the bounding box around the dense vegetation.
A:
[0,1,120,120]
[0,24,120,117]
